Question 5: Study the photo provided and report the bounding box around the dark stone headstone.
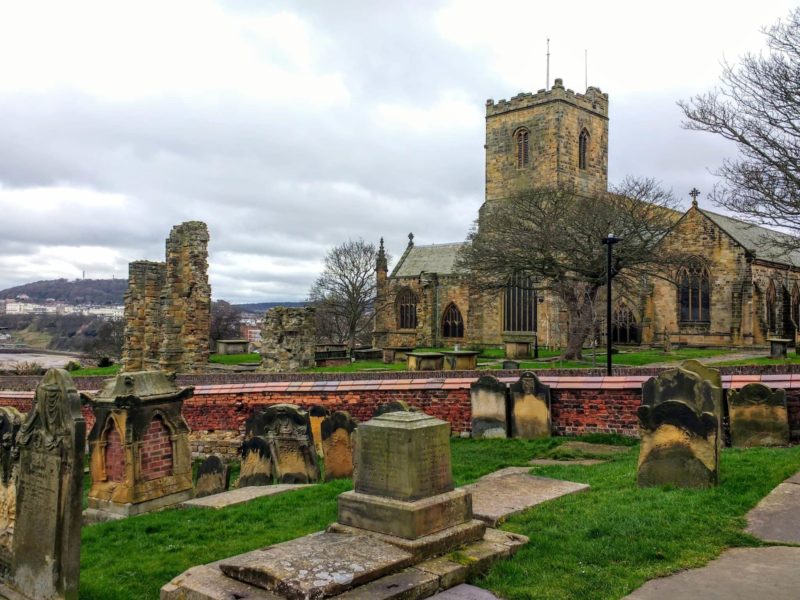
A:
[502,360,520,370]
[728,383,789,447]
[373,400,411,418]
[638,367,721,488]
[509,372,551,439]
[195,456,230,498]
[262,404,320,484]
[0,369,85,600]
[470,376,508,438]
[238,437,272,487]
[321,411,357,480]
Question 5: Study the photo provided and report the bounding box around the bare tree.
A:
[210,300,242,345]
[308,239,383,351]
[457,179,683,359]
[679,8,800,242]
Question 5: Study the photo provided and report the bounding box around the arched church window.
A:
[612,303,639,344]
[792,284,800,329]
[504,273,536,332]
[766,281,778,333]
[515,128,529,168]
[442,303,464,338]
[578,128,589,170]
[678,260,710,322]
[397,289,418,330]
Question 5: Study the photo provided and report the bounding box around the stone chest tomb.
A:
[84,371,194,520]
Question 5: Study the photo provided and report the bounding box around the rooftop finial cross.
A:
[689,187,700,207]
[407,232,414,247]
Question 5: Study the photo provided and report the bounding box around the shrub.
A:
[12,361,45,375]
[97,356,114,368]
[64,360,82,371]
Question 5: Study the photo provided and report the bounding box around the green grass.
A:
[79,438,800,600]
[208,352,261,365]
[713,354,800,367]
[70,365,121,377]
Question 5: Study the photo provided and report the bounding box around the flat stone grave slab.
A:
[559,441,631,455]
[219,532,414,599]
[464,470,589,526]
[182,484,312,509]
[432,584,503,599]
[623,546,800,599]
[530,458,605,466]
[746,479,800,543]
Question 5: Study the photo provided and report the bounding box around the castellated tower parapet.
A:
[484,78,609,204]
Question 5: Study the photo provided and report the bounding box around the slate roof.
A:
[390,242,468,277]
[699,208,800,268]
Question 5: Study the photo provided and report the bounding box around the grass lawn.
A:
[70,364,121,377]
[208,352,261,365]
[79,437,800,600]
[509,347,736,370]
[713,354,800,367]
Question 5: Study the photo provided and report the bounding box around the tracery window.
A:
[515,128,529,168]
[442,303,464,338]
[504,273,536,332]
[578,128,589,170]
[679,260,710,322]
[397,289,418,330]
[766,281,778,333]
[612,303,639,344]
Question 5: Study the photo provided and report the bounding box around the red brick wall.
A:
[104,423,125,482]
[139,417,173,481]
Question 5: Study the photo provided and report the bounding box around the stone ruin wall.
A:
[260,307,316,372]
[122,221,210,374]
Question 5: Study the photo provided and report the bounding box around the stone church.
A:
[373,78,800,351]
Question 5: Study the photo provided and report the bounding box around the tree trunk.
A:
[559,282,600,360]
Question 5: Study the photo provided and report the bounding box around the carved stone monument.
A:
[0,369,85,600]
[195,456,230,498]
[728,383,790,447]
[470,375,508,438]
[238,438,272,487]
[638,367,722,488]
[85,371,194,520]
[510,371,551,439]
[263,405,320,484]
[321,411,357,480]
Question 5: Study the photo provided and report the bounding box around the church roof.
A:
[699,208,800,267]
[390,242,468,278]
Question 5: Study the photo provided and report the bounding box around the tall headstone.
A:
[470,375,508,438]
[0,369,85,600]
[195,456,230,498]
[638,367,721,488]
[0,408,23,560]
[321,411,357,480]
[728,383,789,447]
[308,405,329,458]
[259,307,316,372]
[238,437,272,487]
[85,371,194,519]
[509,372,551,438]
[263,405,320,484]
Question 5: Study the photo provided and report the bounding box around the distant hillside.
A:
[0,278,127,305]
[234,301,307,314]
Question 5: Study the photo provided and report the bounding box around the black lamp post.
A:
[601,234,621,375]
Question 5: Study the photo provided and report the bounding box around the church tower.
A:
[483,78,608,206]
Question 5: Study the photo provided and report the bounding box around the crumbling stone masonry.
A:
[260,307,316,372]
[122,222,211,374]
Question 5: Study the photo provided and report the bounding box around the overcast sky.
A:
[0,0,795,303]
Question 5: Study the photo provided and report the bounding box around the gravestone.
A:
[0,369,85,600]
[728,383,789,447]
[195,456,230,498]
[263,404,320,484]
[373,400,411,418]
[470,376,508,438]
[321,411,357,480]
[0,407,22,556]
[308,405,329,458]
[238,437,272,487]
[509,372,551,439]
[681,359,724,450]
[638,367,721,488]
[85,371,194,520]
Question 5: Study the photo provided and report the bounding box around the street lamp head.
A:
[601,234,622,245]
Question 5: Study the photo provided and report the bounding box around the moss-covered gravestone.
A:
[0,369,85,600]
[263,404,320,484]
[728,383,789,447]
[308,405,329,457]
[638,367,722,488]
[237,437,271,487]
[372,400,410,418]
[194,456,230,498]
[471,375,508,438]
[321,411,357,480]
[510,372,551,438]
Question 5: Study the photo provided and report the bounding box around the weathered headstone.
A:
[681,359,724,450]
[728,383,789,447]
[321,411,357,480]
[195,456,230,498]
[238,437,272,487]
[509,371,551,439]
[638,367,721,488]
[470,375,508,438]
[0,408,22,557]
[373,400,411,418]
[0,369,85,600]
[308,405,330,458]
[263,404,320,484]
[85,371,194,520]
